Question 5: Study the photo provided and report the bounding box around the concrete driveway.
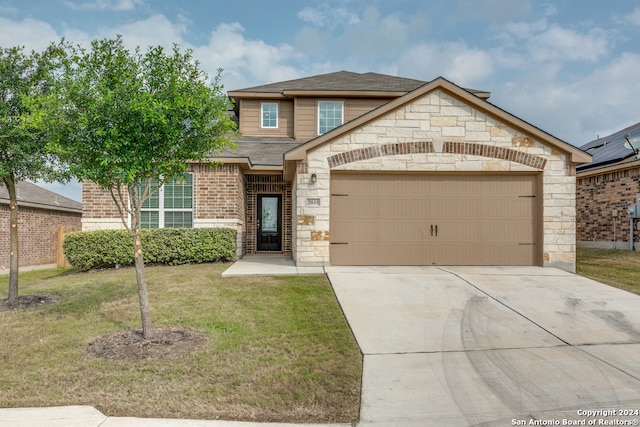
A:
[326,266,640,426]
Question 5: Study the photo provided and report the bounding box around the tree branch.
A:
[109,184,131,233]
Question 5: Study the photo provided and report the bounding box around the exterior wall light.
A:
[310,173,317,183]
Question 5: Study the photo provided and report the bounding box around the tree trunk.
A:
[5,174,19,301]
[132,227,153,339]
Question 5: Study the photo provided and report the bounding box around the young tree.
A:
[0,44,67,301]
[35,36,236,338]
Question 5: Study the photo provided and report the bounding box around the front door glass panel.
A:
[257,195,282,251]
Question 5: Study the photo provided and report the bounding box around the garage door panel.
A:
[379,199,433,218]
[430,242,535,266]
[378,221,430,241]
[330,174,539,266]
[331,219,378,243]
[332,197,378,219]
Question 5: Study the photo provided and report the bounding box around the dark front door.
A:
[257,194,282,251]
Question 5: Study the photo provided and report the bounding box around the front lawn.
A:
[577,247,640,295]
[0,264,362,423]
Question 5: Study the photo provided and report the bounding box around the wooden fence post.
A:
[57,226,79,268]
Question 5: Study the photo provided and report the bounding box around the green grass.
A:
[577,248,640,295]
[0,264,362,423]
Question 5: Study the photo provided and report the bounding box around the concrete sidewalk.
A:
[0,405,348,427]
[221,256,324,277]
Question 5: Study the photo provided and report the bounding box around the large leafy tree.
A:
[0,44,67,301]
[33,36,236,338]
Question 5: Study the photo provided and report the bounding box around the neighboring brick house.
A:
[576,121,640,249]
[0,180,82,268]
[82,71,590,272]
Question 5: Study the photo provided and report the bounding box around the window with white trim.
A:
[261,102,278,128]
[139,173,193,228]
[318,100,343,135]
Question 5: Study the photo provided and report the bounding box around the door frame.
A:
[256,193,283,252]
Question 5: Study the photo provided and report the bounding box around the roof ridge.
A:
[229,70,427,94]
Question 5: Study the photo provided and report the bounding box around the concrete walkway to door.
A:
[326,266,640,426]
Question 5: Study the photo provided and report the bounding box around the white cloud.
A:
[455,0,533,25]
[502,19,610,63]
[627,7,640,25]
[63,0,144,11]
[495,52,640,145]
[338,7,410,59]
[0,4,18,14]
[94,14,187,50]
[530,25,609,62]
[397,42,493,86]
[297,5,360,29]
[502,18,549,40]
[0,17,59,51]
[192,22,302,90]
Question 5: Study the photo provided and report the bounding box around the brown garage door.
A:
[330,173,539,266]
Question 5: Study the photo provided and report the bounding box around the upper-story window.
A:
[138,173,194,229]
[261,102,278,128]
[318,100,344,135]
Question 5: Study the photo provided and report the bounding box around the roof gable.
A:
[284,76,590,172]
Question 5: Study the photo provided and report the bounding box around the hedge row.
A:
[63,228,236,271]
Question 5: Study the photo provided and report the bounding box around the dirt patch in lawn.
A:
[86,327,210,360]
[0,294,62,311]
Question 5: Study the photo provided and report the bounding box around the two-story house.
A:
[82,71,590,272]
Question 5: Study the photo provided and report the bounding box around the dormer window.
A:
[261,102,278,128]
[318,100,343,135]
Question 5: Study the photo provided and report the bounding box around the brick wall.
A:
[81,164,246,257]
[82,180,121,218]
[245,174,292,255]
[191,164,243,220]
[0,204,81,267]
[576,166,640,246]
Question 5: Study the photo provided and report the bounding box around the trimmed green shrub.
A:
[63,228,236,271]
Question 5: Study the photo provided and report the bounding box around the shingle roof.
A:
[577,121,640,171]
[229,71,427,94]
[214,137,305,166]
[229,71,491,99]
[0,180,82,213]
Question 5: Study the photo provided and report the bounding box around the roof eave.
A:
[0,199,82,214]
[227,92,286,99]
[207,157,284,172]
[228,90,409,99]
[282,90,407,98]
[576,156,639,177]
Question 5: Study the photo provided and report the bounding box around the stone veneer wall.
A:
[82,163,245,258]
[576,165,640,249]
[293,88,578,272]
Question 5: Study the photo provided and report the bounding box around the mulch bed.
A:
[86,327,210,360]
[0,295,209,361]
[0,294,62,311]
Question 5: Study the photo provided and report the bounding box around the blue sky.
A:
[2,0,640,201]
